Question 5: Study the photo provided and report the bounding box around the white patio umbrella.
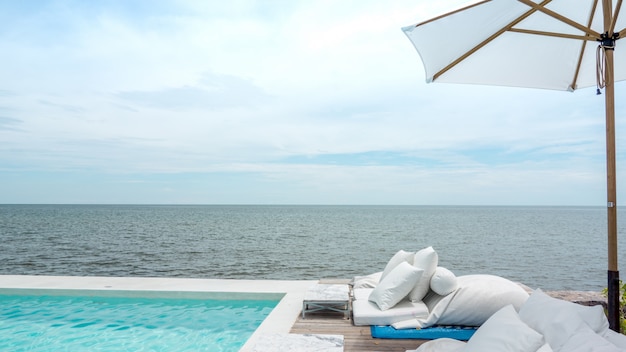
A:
[402,0,625,331]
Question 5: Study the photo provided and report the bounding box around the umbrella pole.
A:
[601,0,620,331]
[604,46,621,332]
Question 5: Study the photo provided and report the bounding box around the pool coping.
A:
[0,275,319,352]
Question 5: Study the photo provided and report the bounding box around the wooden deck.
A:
[290,308,427,352]
[288,280,608,351]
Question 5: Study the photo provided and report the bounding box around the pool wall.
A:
[0,287,285,301]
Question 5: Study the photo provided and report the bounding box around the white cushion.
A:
[605,330,626,349]
[430,267,458,296]
[369,262,424,311]
[536,344,553,352]
[419,275,529,328]
[352,297,429,326]
[391,318,421,329]
[353,288,373,301]
[409,246,438,302]
[462,305,544,352]
[518,289,609,351]
[381,250,414,280]
[415,338,466,352]
[559,324,625,352]
[352,271,382,289]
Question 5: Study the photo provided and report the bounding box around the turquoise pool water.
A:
[0,292,279,351]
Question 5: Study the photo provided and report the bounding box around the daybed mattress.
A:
[370,325,477,341]
[352,288,429,326]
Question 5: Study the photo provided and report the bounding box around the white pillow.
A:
[414,338,466,352]
[420,275,529,328]
[518,289,608,351]
[409,246,438,302]
[352,271,382,289]
[462,305,544,352]
[369,261,424,311]
[430,267,458,296]
[381,250,414,280]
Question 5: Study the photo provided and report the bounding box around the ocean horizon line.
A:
[0,203,608,207]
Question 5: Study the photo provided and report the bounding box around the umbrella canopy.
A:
[404,0,626,90]
[403,0,625,331]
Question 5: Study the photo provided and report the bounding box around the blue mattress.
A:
[370,325,477,341]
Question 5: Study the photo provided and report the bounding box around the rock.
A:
[546,290,608,308]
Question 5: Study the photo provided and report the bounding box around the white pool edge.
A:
[0,275,319,352]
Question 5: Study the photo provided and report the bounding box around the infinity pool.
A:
[0,291,280,351]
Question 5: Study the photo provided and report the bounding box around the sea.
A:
[1,204,625,292]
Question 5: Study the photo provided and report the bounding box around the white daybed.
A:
[351,247,529,329]
[353,273,529,328]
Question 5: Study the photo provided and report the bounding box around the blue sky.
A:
[1,0,625,205]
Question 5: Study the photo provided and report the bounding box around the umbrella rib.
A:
[571,0,600,91]
[508,28,595,41]
[433,1,548,81]
[517,0,602,39]
[610,0,623,34]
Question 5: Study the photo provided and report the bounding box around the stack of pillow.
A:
[352,246,531,329]
[366,247,458,311]
[411,289,626,352]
